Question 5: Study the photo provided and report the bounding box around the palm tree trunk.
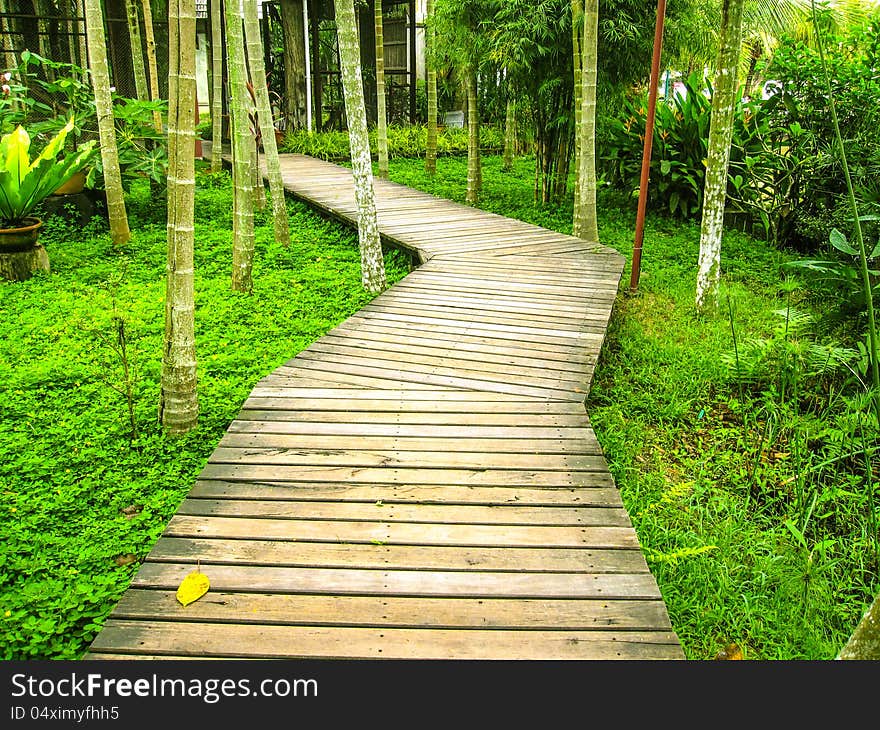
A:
[226,0,255,292]
[425,0,438,175]
[571,0,583,234]
[141,0,163,132]
[375,0,389,180]
[125,0,149,101]
[335,0,386,293]
[160,0,199,435]
[503,94,515,172]
[243,0,290,245]
[84,0,130,246]
[575,0,599,242]
[210,0,224,172]
[696,0,745,311]
[279,0,307,131]
[465,69,480,205]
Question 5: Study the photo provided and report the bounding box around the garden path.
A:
[86,153,684,659]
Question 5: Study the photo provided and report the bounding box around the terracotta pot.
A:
[0,217,43,252]
[53,170,87,195]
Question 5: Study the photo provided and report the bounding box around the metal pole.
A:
[629,0,667,292]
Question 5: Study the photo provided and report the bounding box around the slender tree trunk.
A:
[695,0,745,311]
[84,0,130,245]
[425,0,438,175]
[335,0,386,293]
[0,0,18,73]
[375,0,389,179]
[226,0,255,292]
[838,590,880,659]
[465,70,480,205]
[571,0,583,234]
[66,0,79,66]
[575,0,599,241]
[76,0,89,77]
[243,0,290,245]
[160,0,199,435]
[210,0,224,171]
[125,0,148,101]
[141,0,163,132]
[280,0,307,131]
[503,94,515,172]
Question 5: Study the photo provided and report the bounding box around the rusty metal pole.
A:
[629,0,667,292]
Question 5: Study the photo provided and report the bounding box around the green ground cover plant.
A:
[0,165,409,659]
[386,153,879,659]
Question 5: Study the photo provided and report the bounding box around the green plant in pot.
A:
[0,117,95,281]
[0,118,95,245]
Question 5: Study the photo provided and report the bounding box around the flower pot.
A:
[0,217,43,252]
[53,170,87,196]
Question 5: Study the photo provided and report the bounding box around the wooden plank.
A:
[176,498,628,526]
[145,537,639,571]
[188,480,619,505]
[110,589,672,630]
[233,410,593,427]
[226,420,597,439]
[130,563,655,599]
[90,621,683,659]
[207,447,609,471]
[196,464,611,486]
[216,432,603,456]
[163,515,638,548]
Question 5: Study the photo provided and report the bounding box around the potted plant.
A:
[0,117,95,281]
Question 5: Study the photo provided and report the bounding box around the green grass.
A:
[0,166,410,659]
[385,153,879,660]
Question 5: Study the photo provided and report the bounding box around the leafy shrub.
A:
[760,16,880,252]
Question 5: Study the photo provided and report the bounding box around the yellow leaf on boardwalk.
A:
[176,570,210,607]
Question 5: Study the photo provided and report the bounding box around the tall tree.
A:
[571,0,583,232]
[280,0,308,131]
[574,0,599,241]
[210,0,224,172]
[425,0,438,174]
[464,69,480,204]
[695,0,746,311]
[335,0,386,293]
[375,0,389,179]
[226,0,256,292]
[433,0,491,205]
[140,0,163,132]
[502,92,515,172]
[124,0,149,101]
[160,0,199,435]
[243,0,291,246]
[84,0,130,245]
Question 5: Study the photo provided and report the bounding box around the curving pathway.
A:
[86,154,684,660]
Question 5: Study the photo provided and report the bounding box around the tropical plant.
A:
[0,118,95,228]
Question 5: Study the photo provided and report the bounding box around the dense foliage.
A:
[598,11,880,255]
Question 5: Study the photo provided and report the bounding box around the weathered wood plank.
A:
[163,515,638,548]
[110,590,671,630]
[145,537,640,571]
[90,621,683,659]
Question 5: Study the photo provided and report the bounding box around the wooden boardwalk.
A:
[86,154,683,660]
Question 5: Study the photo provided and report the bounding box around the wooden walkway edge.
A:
[86,153,684,660]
